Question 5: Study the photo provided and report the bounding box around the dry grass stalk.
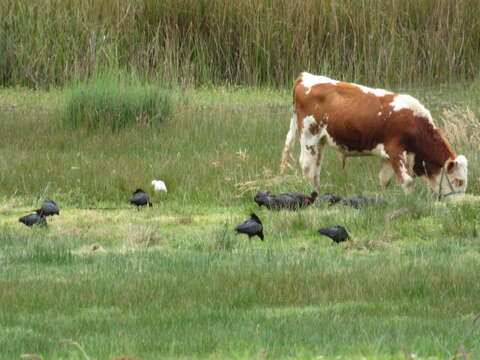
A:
[379,207,410,243]
[441,106,480,149]
[123,225,163,249]
[234,174,299,197]
[452,345,472,359]
[58,339,90,360]
[20,355,43,360]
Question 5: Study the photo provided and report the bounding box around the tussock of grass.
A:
[122,224,165,250]
[61,75,173,131]
[442,106,480,149]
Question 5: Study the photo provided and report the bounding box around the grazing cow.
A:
[280,72,468,200]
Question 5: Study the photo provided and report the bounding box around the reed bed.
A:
[1,0,479,88]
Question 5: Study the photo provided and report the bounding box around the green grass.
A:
[1,225,479,359]
[61,74,173,131]
[1,84,480,359]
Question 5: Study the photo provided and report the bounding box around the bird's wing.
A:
[234,223,247,233]
[318,228,334,238]
[235,220,262,234]
[245,221,262,234]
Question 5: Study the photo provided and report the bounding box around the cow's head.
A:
[427,155,468,200]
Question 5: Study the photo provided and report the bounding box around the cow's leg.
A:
[386,150,414,193]
[299,115,324,192]
[312,140,326,191]
[379,160,395,190]
[280,110,297,173]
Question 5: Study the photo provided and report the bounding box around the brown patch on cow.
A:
[337,82,362,90]
[446,159,455,173]
[306,145,316,156]
[309,122,320,135]
[405,114,455,178]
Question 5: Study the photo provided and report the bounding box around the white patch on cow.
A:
[280,111,298,173]
[456,155,468,169]
[427,155,469,200]
[284,113,297,149]
[399,155,413,191]
[390,94,435,127]
[370,144,390,160]
[352,83,392,97]
[299,115,325,190]
[301,72,338,94]
[301,116,320,145]
[400,151,415,172]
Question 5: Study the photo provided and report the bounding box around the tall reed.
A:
[1,0,479,88]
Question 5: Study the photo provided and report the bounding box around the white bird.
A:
[151,180,167,192]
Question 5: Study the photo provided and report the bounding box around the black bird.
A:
[234,213,264,241]
[272,192,297,209]
[256,190,318,210]
[19,213,47,227]
[273,191,318,210]
[289,191,318,208]
[33,200,60,216]
[318,225,350,243]
[254,190,277,208]
[319,193,343,206]
[129,189,152,208]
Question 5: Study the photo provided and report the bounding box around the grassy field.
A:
[1,83,480,359]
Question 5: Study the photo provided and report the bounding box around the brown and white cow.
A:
[280,72,468,199]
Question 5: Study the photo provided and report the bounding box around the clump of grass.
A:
[61,75,173,131]
[213,222,236,251]
[11,242,74,265]
[123,225,164,249]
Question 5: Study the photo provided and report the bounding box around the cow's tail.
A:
[280,106,297,173]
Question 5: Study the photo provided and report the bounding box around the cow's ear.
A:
[446,159,456,174]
